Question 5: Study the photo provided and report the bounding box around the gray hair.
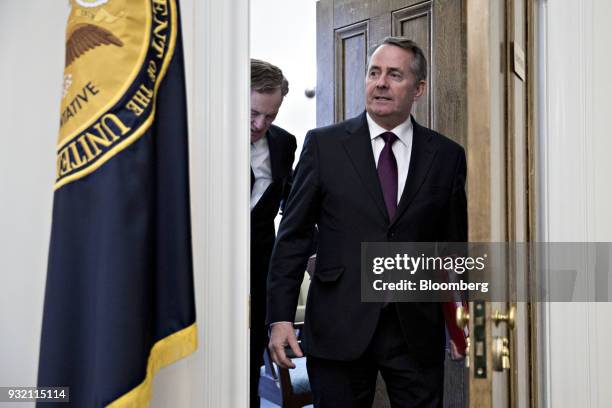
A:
[369,37,428,83]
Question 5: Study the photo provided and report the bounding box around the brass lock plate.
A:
[473,301,487,378]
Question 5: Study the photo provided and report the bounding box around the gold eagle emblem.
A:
[65,23,123,67]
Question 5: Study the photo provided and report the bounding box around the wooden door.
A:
[501,0,538,407]
[467,0,537,407]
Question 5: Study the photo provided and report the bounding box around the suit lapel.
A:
[341,113,389,222]
[392,118,438,227]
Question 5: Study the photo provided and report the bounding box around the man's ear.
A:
[414,80,427,99]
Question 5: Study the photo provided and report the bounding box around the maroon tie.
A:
[377,132,398,221]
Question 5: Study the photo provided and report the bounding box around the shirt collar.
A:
[366,113,413,147]
[251,134,269,150]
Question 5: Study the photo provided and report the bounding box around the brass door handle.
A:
[456,306,470,330]
[492,336,510,371]
[492,305,516,329]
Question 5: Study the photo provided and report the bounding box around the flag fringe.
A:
[106,323,198,408]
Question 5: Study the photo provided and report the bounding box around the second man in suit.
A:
[250,58,297,408]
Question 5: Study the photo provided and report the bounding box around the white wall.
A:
[539,0,612,406]
[250,0,317,162]
[0,2,66,406]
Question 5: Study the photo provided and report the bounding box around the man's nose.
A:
[252,115,265,130]
[375,74,389,88]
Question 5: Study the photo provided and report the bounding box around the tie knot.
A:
[380,132,398,145]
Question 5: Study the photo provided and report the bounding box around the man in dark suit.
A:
[250,58,297,408]
[267,37,467,407]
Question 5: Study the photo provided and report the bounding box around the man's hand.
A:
[449,339,465,361]
[268,322,303,369]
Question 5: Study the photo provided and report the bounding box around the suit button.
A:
[388,231,396,239]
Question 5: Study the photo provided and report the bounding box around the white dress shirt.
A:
[251,136,273,209]
[366,113,413,203]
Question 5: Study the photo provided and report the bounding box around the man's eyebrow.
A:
[367,65,404,74]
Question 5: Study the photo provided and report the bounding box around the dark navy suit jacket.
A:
[251,124,296,352]
[267,112,467,364]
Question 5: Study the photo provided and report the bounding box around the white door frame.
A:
[537,1,612,407]
[190,0,250,406]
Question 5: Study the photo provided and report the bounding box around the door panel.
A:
[431,0,466,147]
[392,2,432,126]
[334,22,368,121]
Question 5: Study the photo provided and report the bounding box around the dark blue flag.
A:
[38,0,197,406]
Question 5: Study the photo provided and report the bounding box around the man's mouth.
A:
[374,96,392,101]
[251,130,265,140]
